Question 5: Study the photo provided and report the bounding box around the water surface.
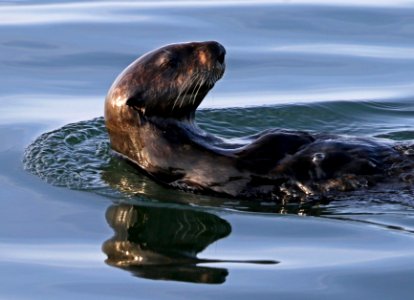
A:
[2,1,414,299]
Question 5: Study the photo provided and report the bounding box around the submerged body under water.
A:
[3,0,414,299]
[24,102,414,213]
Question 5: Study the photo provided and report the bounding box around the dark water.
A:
[2,1,414,299]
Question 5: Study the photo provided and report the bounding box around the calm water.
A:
[2,1,414,299]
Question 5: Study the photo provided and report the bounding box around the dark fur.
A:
[105,41,413,201]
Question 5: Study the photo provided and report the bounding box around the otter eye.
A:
[158,51,180,69]
[163,57,179,69]
[165,56,179,68]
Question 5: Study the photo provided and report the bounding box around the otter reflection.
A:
[103,204,277,284]
[103,204,225,284]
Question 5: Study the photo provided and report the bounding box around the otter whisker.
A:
[181,73,202,108]
[180,73,200,108]
[172,73,198,111]
[192,77,205,106]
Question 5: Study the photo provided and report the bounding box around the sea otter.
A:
[105,41,413,201]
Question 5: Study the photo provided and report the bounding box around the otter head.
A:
[106,41,226,120]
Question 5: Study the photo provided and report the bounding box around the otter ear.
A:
[125,92,144,108]
[125,92,148,118]
[126,97,137,107]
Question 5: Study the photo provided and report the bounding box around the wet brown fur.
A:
[105,41,414,201]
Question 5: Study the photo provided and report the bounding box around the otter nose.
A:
[206,41,226,65]
[217,49,225,64]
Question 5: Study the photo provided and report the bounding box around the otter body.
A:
[105,41,413,201]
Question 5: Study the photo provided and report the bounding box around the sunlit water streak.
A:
[0,243,104,268]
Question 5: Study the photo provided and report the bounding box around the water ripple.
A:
[268,44,414,60]
[1,1,413,26]
[23,102,414,214]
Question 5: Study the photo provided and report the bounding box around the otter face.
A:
[107,41,226,119]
